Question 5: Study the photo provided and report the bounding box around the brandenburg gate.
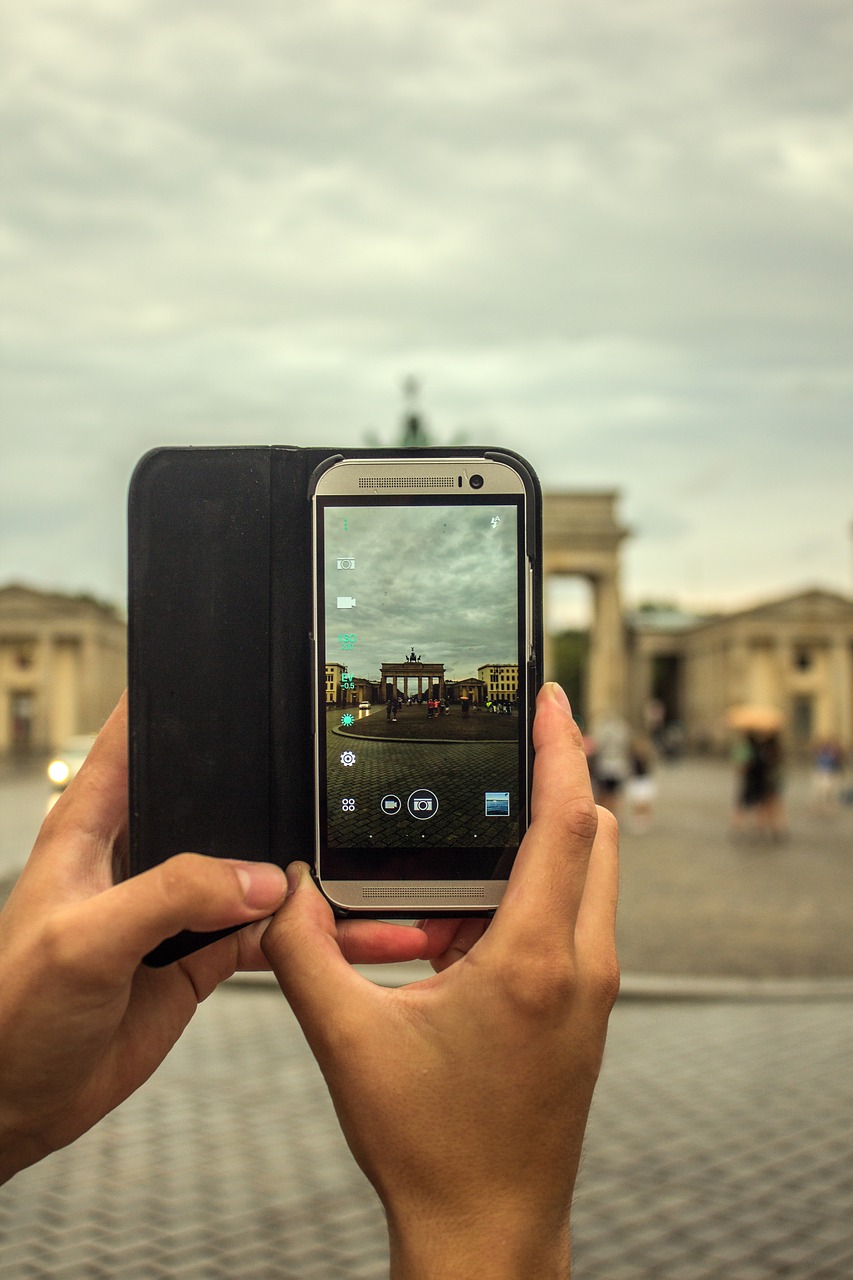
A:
[381,652,445,702]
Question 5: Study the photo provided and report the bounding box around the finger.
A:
[480,683,598,955]
[336,918,429,965]
[417,917,470,959]
[574,806,620,969]
[46,694,129,843]
[49,855,288,983]
[263,863,375,1044]
[426,916,490,973]
[28,695,130,890]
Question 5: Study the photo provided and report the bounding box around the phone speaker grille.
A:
[358,476,456,490]
[362,886,486,901]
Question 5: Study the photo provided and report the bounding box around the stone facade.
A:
[477,663,519,703]
[628,589,853,753]
[0,584,126,754]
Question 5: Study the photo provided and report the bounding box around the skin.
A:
[0,684,619,1278]
[264,683,620,1280]
[0,693,430,1186]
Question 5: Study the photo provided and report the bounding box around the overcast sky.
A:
[323,502,518,678]
[2,0,851,626]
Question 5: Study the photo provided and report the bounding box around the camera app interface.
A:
[318,496,524,859]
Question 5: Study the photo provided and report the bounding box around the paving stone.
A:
[2,986,853,1278]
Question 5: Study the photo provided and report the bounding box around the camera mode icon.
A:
[380,794,402,816]
[407,788,439,820]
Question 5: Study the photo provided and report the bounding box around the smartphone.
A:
[311,453,538,915]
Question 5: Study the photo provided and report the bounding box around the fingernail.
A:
[545,681,572,713]
[285,861,308,895]
[234,862,288,910]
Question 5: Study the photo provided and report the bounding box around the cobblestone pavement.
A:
[2,983,851,1279]
[3,752,853,1276]
[325,713,518,847]
[617,757,853,978]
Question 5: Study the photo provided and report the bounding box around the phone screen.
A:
[315,493,528,883]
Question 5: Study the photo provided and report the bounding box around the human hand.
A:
[263,683,620,1280]
[0,694,430,1185]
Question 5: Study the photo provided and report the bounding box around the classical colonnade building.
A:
[0,585,127,753]
[627,589,853,752]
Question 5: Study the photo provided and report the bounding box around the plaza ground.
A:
[615,754,853,978]
[2,754,852,1276]
[333,701,519,741]
[3,750,853,977]
[2,982,851,1279]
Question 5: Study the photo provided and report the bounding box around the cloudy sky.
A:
[323,501,518,678]
[2,0,852,626]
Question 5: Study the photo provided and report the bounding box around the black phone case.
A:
[128,445,543,965]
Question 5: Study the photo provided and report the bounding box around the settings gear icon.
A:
[340,750,357,767]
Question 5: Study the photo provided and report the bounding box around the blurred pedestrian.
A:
[730,731,787,841]
[591,710,631,816]
[626,734,657,834]
[811,737,844,815]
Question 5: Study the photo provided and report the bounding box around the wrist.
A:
[0,1095,60,1186]
[386,1203,572,1280]
[0,1127,42,1186]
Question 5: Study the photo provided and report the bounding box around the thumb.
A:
[262,862,367,1047]
[63,855,288,977]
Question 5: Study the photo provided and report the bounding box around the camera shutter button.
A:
[407,788,439,820]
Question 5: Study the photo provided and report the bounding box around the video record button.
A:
[407,788,439,820]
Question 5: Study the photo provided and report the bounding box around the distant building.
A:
[628,589,853,753]
[325,663,375,706]
[0,584,126,754]
[325,662,346,706]
[446,677,486,706]
[352,679,376,705]
[478,663,519,704]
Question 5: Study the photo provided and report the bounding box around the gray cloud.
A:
[1,0,851,609]
[323,502,518,679]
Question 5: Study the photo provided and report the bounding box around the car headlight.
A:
[47,759,71,786]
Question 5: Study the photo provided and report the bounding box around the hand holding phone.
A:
[264,683,620,1276]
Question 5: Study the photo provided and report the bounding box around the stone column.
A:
[726,637,751,707]
[832,638,853,749]
[629,639,655,733]
[33,631,54,749]
[586,573,626,725]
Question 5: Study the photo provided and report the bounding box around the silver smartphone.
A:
[311,453,538,915]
